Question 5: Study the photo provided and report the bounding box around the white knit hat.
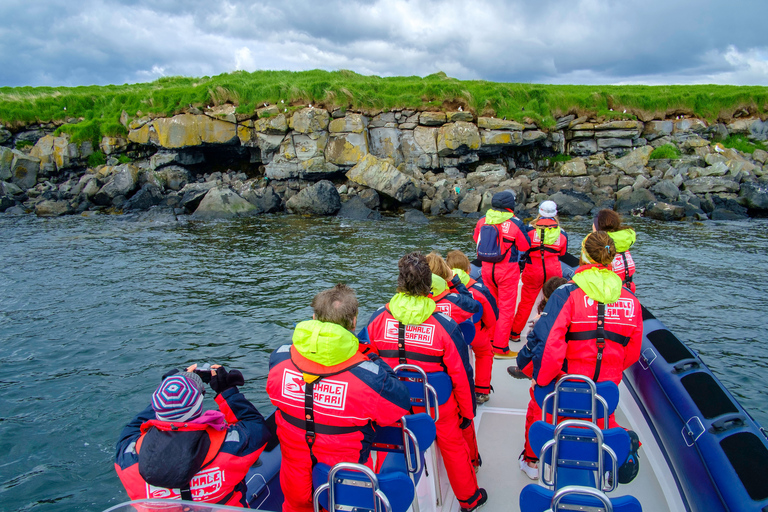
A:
[539,200,558,218]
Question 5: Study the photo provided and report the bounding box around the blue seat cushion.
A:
[397,370,453,407]
[312,463,415,512]
[520,484,642,512]
[534,380,620,422]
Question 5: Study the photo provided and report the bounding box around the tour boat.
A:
[103,264,768,512]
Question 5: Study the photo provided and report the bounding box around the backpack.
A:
[476,223,508,263]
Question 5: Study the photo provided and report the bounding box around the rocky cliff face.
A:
[1,104,766,221]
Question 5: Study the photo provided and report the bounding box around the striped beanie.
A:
[151,372,205,422]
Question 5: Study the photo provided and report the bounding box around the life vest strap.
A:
[593,303,606,382]
[565,330,630,347]
[304,380,318,467]
[398,322,407,365]
[378,350,443,364]
[280,411,367,435]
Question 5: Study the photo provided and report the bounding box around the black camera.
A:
[193,363,213,384]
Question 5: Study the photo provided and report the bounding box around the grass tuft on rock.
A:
[721,134,767,154]
[1,70,767,145]
[649,144,682,160]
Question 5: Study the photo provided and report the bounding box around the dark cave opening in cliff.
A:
[182,144,263,180]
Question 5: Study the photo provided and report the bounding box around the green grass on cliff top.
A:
[1,69,767,145]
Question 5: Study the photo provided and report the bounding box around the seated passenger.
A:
[267,284,411,512]
[362,252,487,512]
[519,232,643,478]
[445,249,497,405]
[593,209,637,293]
[115,365,271,507]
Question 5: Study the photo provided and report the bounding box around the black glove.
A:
[210,367,245,394]
[161,368,179,381]
[459,417,472,430]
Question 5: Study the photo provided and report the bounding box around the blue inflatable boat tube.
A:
[624,305,768,512]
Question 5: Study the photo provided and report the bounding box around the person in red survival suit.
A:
[508,275,568,479]
[510,200,569,341]
[517,232,643,479]
[115,365,271,507]
[473,190,531,358]
[267,284,411,512]
[360,252,488,512]
[593,209,637,293]
[446,250,498,405]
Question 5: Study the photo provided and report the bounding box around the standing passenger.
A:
[593,209,637,293]
[267,284,411,512]
[510,200,568,341]
[362,252,488,512]
[473,190,531,358]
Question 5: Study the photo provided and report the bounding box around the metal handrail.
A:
[312,462,392,512]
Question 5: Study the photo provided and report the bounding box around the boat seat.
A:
[394,364,452,421]
[520,484,642,512]
[534,374,620,428]
[372,412,437,484]
[312,462,414,512]
[459,320,476,346]
[530,419,630,492]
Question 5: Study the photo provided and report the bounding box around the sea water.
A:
[0,213,766,511]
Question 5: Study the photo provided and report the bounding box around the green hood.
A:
[431,274,448,296]
[607,228,635,253]
[292,319,359,367]
[485,209,515,225]
[534,225,561,245]
[572,266,623,304]
[453,268,471,286]
[390,293,436,325]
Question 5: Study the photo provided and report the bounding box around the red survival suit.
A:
[607,228,637,293]
[515,264,643,461]
[360,293,485,511]
[452,268,497,397]
[473,206,531,354]
[510,219,568,337]
[267,320,411,512]
[115,387,271,507]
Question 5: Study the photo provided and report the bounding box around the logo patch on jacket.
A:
[384,319,435,346]
[435,302,451,316]
[281,369,348,410]
[584,297,636,319]
[146,467,224,499]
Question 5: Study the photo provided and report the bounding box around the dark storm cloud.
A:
[1,0,766,87]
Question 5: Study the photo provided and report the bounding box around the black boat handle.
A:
[673,359,701,373]
[709,415,746,434]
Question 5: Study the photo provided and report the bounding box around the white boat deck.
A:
[466,357,687,511]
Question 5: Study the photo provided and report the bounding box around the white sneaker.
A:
[519,454,539,480]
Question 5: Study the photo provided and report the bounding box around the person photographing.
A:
[115,364,271,507]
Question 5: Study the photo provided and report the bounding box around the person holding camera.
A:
[115,364,271,507]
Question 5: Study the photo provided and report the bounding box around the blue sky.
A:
[1,0,767,88]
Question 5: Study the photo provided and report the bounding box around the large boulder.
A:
[123,183,164,211]
[294,133,329,161]
[156,165,192,191]
[192,185,257,220]
[646,201,685,221]
[238,184,282,213]
[337,195,381,220]
[93,164,140,205]
[369,128,402,165]
[8,150,40,190]
[466,163,508,187]
[609,146,654,176]
[404,209,429,224]
[291,108,330,133]
[642,121,674,140]
[684,177,740,194]
[480,130,524,147]
[325,132,369,166]
[559,158,587,177]
[179,182,217,212]
[739,182,768,210]
[35,200,72,217]
[329,114,368,134]
[0,146,14,181]
[346,154,418,203]
[650,179,680,201]
[616,188,656,212]
[285,180,341,215]
[458,190,482,213]
[437,122,481,156]
[549,191,595,216]
[30,135,79,171]
[478,117,524,131]
[152,114,238,148]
